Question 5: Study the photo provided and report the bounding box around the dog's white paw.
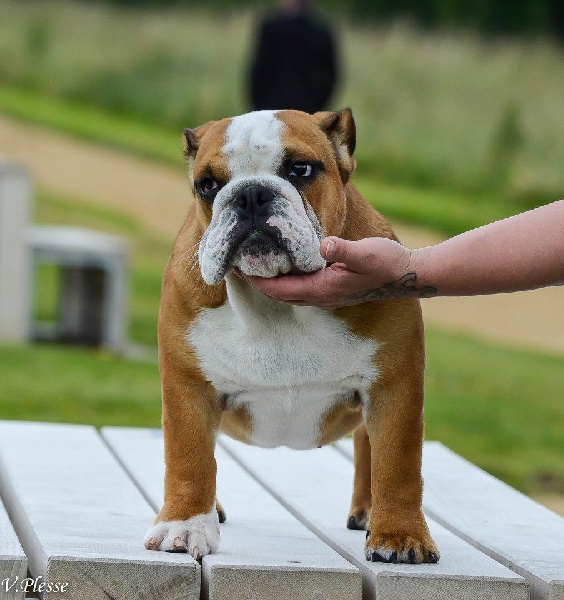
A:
[144,508,220,559]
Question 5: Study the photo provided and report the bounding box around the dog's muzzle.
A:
[198,179,325,284]
[227,184,294,278]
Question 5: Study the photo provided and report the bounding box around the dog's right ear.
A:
[183,128,199,159]
[182,121,217,160]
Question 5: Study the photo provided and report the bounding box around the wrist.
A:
[406,247,425,280]
[406,246,438,298]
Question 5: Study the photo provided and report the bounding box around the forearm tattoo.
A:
[346,273,438,301]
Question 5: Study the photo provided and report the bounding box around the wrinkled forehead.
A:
[193,110,331,180]
[223,110,284,177]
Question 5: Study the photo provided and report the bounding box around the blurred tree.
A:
[488,104,525,194]
[93,0,563,39]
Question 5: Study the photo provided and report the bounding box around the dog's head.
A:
[184,108,356,285]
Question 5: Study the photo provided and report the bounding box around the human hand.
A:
[238,236,437,308]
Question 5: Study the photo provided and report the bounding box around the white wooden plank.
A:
[102,426,362,600]
[336,439,564,600]
[0,421,199,600]
[423,442,563,600]
[221,436,529,600]
[0,497,27,600]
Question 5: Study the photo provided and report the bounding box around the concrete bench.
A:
[0,163,128,352]
[0,421,561,600]
[27,226,128,351]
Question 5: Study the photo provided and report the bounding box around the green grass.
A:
[344,25,564,203]
[0,330,561,495]
[354,177,509,236]
[33,263,60,324]
[0,1,249,129]
[0,344,161,428]
[0,84,182,167]
[424,330,564,494]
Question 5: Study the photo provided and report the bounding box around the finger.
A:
[240,264,373,308]
[321,237,374,273]
[241,271,327,301]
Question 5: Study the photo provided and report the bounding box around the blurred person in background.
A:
[248,0,339,113]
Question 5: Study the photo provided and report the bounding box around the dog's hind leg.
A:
[347,422,371,531]
[216,498,227,523]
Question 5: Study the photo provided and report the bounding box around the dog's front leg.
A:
[364,374,439,564]
[145,379,221,559]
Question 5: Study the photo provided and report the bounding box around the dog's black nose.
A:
[233,185,275,219]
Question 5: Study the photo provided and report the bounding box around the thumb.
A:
[321,237,367,272]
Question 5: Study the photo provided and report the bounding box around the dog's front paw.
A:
[365,529,439,564]
[144,508,220,559]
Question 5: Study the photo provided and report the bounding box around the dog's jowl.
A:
[144,108,440,564]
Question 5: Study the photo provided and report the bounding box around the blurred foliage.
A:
[0,0,562,207]
[97,0,564,38]
[340,0,563,38]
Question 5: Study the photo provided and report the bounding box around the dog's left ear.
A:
[315,108,356,183]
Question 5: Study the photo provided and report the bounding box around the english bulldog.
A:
[144,108,439,565]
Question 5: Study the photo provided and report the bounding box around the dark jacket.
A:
[249,12,338,114]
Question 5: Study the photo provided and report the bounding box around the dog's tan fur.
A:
[148,109,439,563]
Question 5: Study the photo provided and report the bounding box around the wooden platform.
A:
[0,421,562,600]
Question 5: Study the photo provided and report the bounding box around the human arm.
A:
[239,200,564,308]
[409,200,564,297]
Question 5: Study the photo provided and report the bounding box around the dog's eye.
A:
[289,162,314,179]
[195,177,221,201]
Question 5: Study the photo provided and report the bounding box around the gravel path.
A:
[1,113,563,356]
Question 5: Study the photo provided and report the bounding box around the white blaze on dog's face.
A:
[184,109,356,285]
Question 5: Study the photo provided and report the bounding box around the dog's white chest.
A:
[187,276,378,449]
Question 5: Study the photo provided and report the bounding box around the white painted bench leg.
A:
[0,497,27,600]
[0,163,32,343]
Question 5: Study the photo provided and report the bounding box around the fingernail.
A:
[325,239,337,260]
